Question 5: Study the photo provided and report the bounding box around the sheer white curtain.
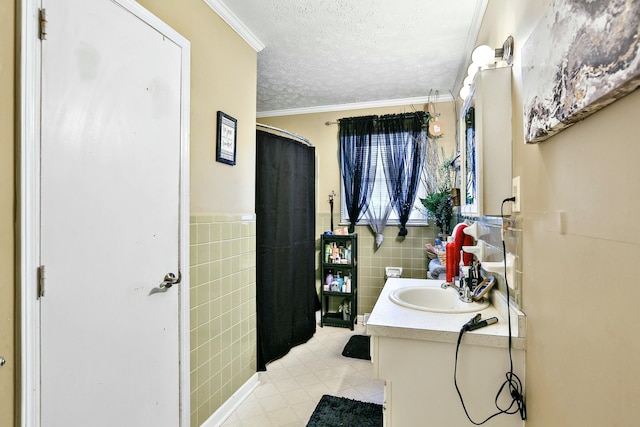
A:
[367,201,393,249]
[365,133,393,248]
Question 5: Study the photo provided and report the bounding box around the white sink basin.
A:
[389,286,489,313]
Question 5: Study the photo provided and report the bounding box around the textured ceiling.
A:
[219,0,486,115]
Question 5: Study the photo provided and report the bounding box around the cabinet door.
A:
[460,67,512,217]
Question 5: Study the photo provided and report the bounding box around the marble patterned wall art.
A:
[522,0,640,143]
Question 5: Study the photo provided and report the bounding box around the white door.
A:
[39,0,189,426]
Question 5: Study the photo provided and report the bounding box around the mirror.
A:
[463,107,476,208]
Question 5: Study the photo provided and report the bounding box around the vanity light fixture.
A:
[460,35,514,100]
[472,36,514,66]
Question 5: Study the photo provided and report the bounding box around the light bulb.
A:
[467,63,479,79]
[463,75,474,87]
[472,44,495,66]
[459,85,470,100]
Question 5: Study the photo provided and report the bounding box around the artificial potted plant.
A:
[421,190,453,236]
[421,154,456,236]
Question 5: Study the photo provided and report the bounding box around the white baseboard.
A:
[200,373,260,427]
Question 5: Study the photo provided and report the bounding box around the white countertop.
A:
[366,278,526,349]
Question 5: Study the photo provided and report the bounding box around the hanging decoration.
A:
[426,90,445,138]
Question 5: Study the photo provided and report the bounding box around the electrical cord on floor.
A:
[453,197,526,424]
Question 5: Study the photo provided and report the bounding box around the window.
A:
[340,131,431,226]
[338,112,439,238]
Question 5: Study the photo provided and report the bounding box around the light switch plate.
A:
[512,176,521,212]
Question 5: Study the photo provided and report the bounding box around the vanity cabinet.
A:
[367,278,526,427]
[373,335,525,427]
[320,233,357,330]
[460,66,512,217]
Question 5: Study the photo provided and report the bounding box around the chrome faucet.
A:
[441,281,473,303]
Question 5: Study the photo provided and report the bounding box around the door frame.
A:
[17,1,191,425]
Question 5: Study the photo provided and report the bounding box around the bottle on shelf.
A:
[330,278,341,292]
[336,271,344,292]
[331,242,339,263]
[325,270,333,291]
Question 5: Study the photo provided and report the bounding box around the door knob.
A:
[159,271,181,289]
[0,357,5,367]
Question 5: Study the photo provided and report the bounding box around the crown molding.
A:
[256,94,455,118]
[202,0,265,52]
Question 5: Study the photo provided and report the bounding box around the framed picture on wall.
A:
[216,111,237,165]
[522,0,640,143]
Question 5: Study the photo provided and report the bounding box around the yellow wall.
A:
[0,0,14,425]
[137,0,257,215]
[480,1,640,425]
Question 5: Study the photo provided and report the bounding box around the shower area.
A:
[255,124,318,371]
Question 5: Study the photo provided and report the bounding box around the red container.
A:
[445,241,455,283]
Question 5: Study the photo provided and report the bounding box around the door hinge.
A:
[39,8,47,40]
[38,265,46,298]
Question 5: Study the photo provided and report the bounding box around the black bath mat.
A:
[306,395,383,427]
[342,334,371,360]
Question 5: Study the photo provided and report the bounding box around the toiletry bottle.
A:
[325,271,333,290]
[445,236,455,283]
[345,275,351,293]
[325,244,331,263]
[336,271,344,292]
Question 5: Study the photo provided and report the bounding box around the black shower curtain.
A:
[256,129,317,371]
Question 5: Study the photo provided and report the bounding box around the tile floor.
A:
[220,313,384,426]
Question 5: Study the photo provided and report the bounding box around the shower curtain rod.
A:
[256,123,313,147]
